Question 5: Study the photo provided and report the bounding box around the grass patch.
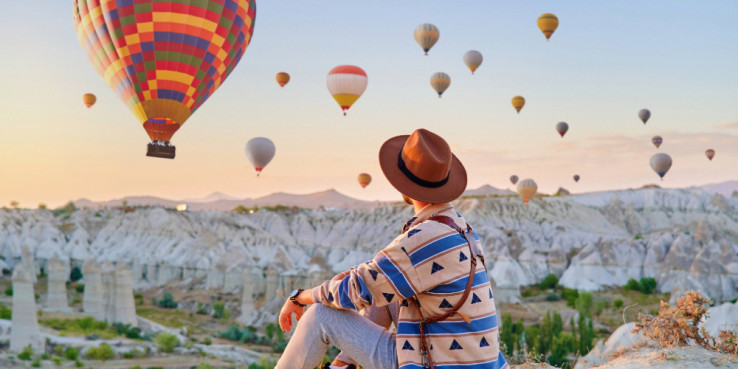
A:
[39,317,116,339]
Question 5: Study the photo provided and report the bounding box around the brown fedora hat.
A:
[379,129,467,203]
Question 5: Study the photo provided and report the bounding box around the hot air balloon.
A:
[463,50,483,74]
[537,13,559,40]
[652,136,663,149]
[245,137,276,177]
[82,93,96,108]
[327,65,368,116]
[73,0,257,159]
[573,174,580,183]
[650,153,672,180]
[430,72,451,98]
[639,109,651,124]
[358,173,372,188]
[556,122,569,138]
[276,72,290,88]
[705,149,715,161]
[414,23,439,55]
[510,175,519,185]
[517,179,538,204]
[512,96,525,113]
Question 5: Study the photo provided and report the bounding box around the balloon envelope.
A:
[512,96,525,113]
[327,65,367,115]
[430,72,451,97]
[537,13,559,40]
[245,137,276,176]
[639,109,651,124]
[573,174,580,182]
[414,23,439,55]
[73,0,256,147]
[556,122,569,137]
[650,153,672,180]
[517,179,538,204]
[276,72,290,88]
[82,93,96,108]
[510,175,519,185]
[358,173,372,188]
[463,50,483,74]
[652,136,663,149]
[705,149,715,161]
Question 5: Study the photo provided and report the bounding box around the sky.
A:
[1,1,737,208]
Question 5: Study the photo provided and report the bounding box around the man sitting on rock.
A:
[276,129,508,369]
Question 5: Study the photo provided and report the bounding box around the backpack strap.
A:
[412,215,485,368]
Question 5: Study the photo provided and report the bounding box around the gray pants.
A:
[275,304,399,369]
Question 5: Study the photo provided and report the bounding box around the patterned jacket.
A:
[313,203,508,369]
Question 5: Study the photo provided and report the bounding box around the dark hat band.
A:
[397,152,449,189]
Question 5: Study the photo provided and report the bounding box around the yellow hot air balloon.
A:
[512,96,525,113]
[276,72,290,88]
[358,173,372,188]
[430,72,451,98]
[414,23,439,55]
[517,178,538,204]
[82,93,96,108]
[327,65,368,116]
[537,13,559,40]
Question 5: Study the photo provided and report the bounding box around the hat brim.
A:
[379,135,467,203]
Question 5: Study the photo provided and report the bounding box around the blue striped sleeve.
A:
[374,252,417,298]
[407,233,467,266]
[337,275,356,309]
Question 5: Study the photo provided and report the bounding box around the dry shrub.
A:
[632,291,738,354]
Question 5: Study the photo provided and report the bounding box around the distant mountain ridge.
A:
[74,189,384,210]
[696,181,738,197]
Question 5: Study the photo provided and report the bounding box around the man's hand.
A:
[278,299,304,333]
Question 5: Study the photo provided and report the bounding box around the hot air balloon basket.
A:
[146,141,176,159]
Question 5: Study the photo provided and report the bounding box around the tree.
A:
[562,288,579,307]
[234,205,249,214]
[10,201,19,209]
[552,311,563,337]
[70,266,83,282]
[624,278,641,292]
[539,311,553,354]
[548,333,576,367]
[500,314,516,356]
[540,274,559,289]
[639,277,657,294]
[157,291,177,308]
[155,332,179,353]
[38,204,47,210]
[525,325,540,354]
[576,292,594,318]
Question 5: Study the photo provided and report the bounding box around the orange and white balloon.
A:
[327,65,368,116]
[276,72,290,88]
[82,93,96,108]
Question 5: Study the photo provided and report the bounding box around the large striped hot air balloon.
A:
[326,65,367,116]
[512,96,525,113]
[430,72,451,98]
[82,93,96,108]
[414,23,439,55]
[73,0,257,159]
[276,72,290,88]
[537,13,559,40]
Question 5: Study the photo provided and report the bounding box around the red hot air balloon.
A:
[705,149,715,161]
[652,136,663,149]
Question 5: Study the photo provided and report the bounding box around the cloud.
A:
[715,121,738,130]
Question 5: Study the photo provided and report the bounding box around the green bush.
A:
[41,353,50,360]
[134,293,144,306]
[197,363,214,369]
[614,299,624,308]
[595,299,611,315]
[203,337,212,345]
[540,274,559,289]
[213,302,226,319]
[155,332,179,353]
[65,347,78,361]
[639,277,657,294]
[75,360,83,367]
[32,358,41,367]
[52,357,62,365]
[18,345,34,360]
[0,304,11,319]
[86,343,114,361]
[624,278,641,292]
[122,348,140,359]
[561,288,578,307]
[157,292,178,309]
[5,286,13,296]
[196,302,208,315]
[545,293,561,302]
[54,345,64,356]
[75,284,85,293]
[70,267,83,282]
[576,292,594,318]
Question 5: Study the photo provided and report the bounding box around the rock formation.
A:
[45,253,69,311]
[20,246,37,283]
[10,264,44,353]
[101,261,116,323]
[82,258,104,320]
[112,263,137,326]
